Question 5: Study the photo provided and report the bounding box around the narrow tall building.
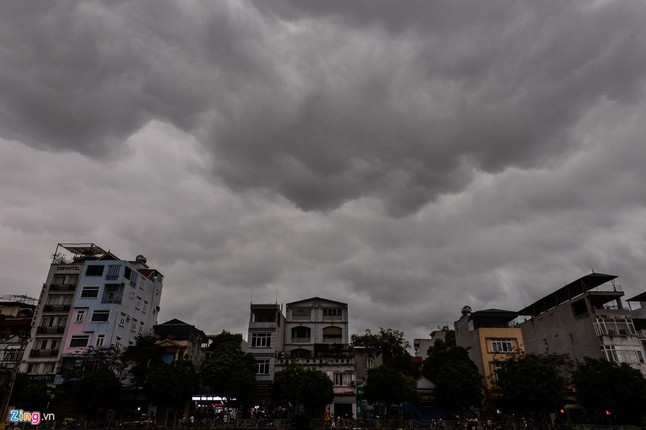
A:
[21,243,163,381]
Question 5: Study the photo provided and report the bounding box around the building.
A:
[1,295,37,372]
[414,325,452,360]
[517,273,646,374]
[454,306,524,409]
[153,318,208,368]
[246,303,285,402]
[21,243,164,382]
[246,297,356,418]
[279,297,355,418]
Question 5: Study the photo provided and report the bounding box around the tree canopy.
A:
[352,328,416,375]
[496,353,569,419]
[422,339,483,417]
[201,342,256,410]
[273,363,334,418]
[363,365,418,413]
[573,358,646,425]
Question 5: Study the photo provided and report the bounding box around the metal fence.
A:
[30,419,643,430]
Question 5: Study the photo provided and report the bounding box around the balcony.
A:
[49,284,76,292]
[43,304,71,312]
[29,349,60,358]
[36,326,66,334]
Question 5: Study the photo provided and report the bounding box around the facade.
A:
[454,307,524,402]
[246,297,356,418]
[279,297,355,418]
[517,273,646,374]
[21,243,164,382]
[246,304,285,401]
[154,318,208,368]
[0,295,37,371]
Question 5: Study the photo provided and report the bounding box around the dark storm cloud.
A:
[2,1,645,215]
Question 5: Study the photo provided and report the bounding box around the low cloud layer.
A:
[2,1,646,340]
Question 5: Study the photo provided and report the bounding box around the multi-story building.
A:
[21,243,164,382]
[0,295,37,370]
[278,297,355,418]
[154,318,208,368]
[518,272,646,374]
[454,306,524,411]
[246,304,285,402]
[246,297,356,418]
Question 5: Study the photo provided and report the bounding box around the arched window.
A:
[292,326,311,343]
[323,326,342,343]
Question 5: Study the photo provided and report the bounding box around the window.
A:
[256,359,270,375]
[115,336,122,348]
[69,336,90,348]
[143,301,148,313]
[124,266,132,280]
[323,326,342,343]
[333,372,352,386]
[68,275,79,286]
[85,265,104,277]
[489,361,507,382]
[27,363,40,374]
[323,308,342,317]
[252,333,272,348]
[129,272,138,288]
[106,264,120,280]
[291,326,311,343]
[139,322,144,334]
[131,321,137,332]
[135,296,142,310]
[91,310,110,322]
[292,308,311,319]
[96,335,105,347]
[57,316,67,327]
[76,310,85,323]
[81,286,99,298]
[52,275,65,285]
[119,313,126,327]
[42,363,55,374]
[491,338,514,353]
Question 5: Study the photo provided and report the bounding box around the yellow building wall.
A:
[477,327,524,390]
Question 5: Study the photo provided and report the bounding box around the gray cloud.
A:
[2,1,646,341]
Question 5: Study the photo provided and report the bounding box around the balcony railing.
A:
[43,304,71,312]
[49,284,76,292]
[36,326,66,334]
[29,349,60,357]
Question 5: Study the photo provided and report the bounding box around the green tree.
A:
[122,336,165,387]
[573,358,646,425]
[145,360,197,425]
[74,367,123,419]
[273,363,334,419]
[422,339,483,417]
[207,330,244,353]
[496,354,569,420]
[352,328,416,375]
[201,342,256,413]
[9,373,50,411]
[364,365,418,415]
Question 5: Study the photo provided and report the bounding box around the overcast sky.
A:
[2,0,646,343]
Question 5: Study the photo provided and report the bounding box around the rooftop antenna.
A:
[275,284,278,304]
